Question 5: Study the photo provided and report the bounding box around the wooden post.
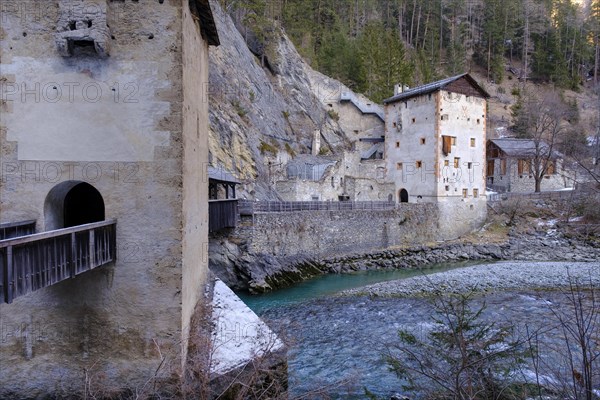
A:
[70,233,77,278]
[89,229,96,270]
[6,246,13,304]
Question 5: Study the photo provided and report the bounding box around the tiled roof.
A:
[208,166,240,184]
[383,73,490,104]
[490,138,561,158]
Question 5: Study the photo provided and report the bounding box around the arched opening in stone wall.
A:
[45,181,105,230]
[399,189,409,203]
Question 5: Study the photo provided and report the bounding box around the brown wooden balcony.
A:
[0,219,117,304]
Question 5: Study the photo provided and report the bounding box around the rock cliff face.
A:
[207,1,367,199]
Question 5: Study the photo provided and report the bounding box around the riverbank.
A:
[215,228,600,293]
[342,261,600,297]
[210,197,600,293]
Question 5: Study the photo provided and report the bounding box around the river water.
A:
[236,263,593,399]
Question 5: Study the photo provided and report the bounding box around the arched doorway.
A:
[45,181,105,230]
[399,189,409,203]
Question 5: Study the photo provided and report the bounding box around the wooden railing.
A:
[209,200,238,232]
[487,189,582,202]
[0,219,117,304]
[0,220,36,240]
[239,200,396,214]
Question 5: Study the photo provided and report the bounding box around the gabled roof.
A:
[286,155,337,181]
[208,166,240,184]
[489,138,561,158]
[383,73,490,104]
[191,0,220,46]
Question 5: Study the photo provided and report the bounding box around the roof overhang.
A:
[383,73,490,104]
[190,0,220,46]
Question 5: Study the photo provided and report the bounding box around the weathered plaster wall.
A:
[275,151,393,201]
[329,101,384,153]
[437,91,486,200]
[489,158,569,192]
[436,197,488,240]
[385,93,438,201]
[0,1,190,395]
[181,0,210,366]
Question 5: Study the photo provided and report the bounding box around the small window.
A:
[396,141,400,148]
[444,160,449,167]
[393,122,397,128]
[454,157,460,168]
[412,118,416,123]
[331,177,335,187]
[354,130,359,134]
[441,114,449,121]
[416,161,422,168]
[473,188,479,198]
[470,138,476,147]
[396,162,403,170]
[451,137,457,146]
[477,119,481,124]
[467,162,472,169]
[445,185,450,191]
[462,189,468,198]
[420,138,426,145]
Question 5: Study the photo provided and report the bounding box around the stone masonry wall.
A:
[246,204,439,259]
[210,202,489,293]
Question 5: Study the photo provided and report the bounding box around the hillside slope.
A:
[207,0,367,199]
[207,1,598,199]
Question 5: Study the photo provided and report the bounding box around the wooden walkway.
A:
[0,220,117,304]
[0,220,36,240]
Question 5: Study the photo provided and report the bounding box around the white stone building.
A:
[383,74,489,238]
[486,138,571,192]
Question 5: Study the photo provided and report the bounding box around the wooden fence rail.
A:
[238,200,396,214]
[487,190,585,202]
[0,219,117,304]
[0,220,36,240]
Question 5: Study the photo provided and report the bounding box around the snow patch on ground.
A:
[210,279,284,375]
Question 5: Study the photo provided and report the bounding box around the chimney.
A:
[403,84,410,92]
[312,130,321,156]
[394,84,403,95]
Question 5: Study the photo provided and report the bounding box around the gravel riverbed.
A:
[343,261,600,297]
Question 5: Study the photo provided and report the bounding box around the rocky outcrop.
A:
[208,1,354,200]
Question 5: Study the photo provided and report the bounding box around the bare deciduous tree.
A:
[512,90,573,192]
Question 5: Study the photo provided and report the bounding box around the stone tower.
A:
[383,74,489,239]
[0,0,219,395]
